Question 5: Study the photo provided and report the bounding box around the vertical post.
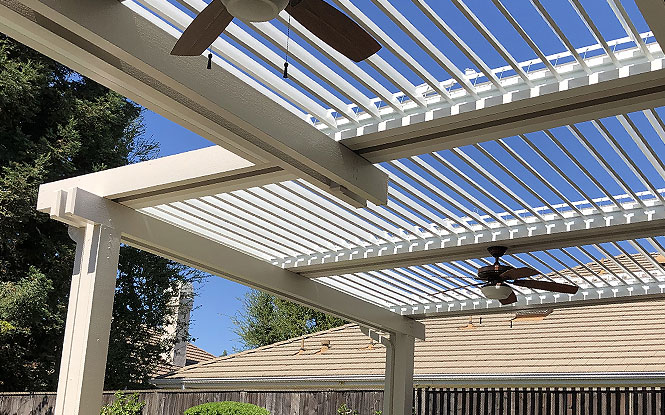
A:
[383,332,416,415]
[55,223,121,415]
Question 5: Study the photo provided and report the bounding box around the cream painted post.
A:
[383,332,416,415]
[55,223,121,415]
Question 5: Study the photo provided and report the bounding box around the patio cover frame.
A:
[3,0,665,414]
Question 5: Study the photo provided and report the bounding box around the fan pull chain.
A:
[207,52,213,70]
[283,15,291,78]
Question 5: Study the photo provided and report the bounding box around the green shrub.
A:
[184,401,269,415]
[100,391,145,415]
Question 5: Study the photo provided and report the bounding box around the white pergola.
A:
[3,0,665,414]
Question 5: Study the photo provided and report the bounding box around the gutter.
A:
[151,372,665,391]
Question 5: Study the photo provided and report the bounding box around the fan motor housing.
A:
[477,264,513,282]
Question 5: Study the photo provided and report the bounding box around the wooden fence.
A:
[2,387,665,415]
[0,390,382,415]
[414,387,665,415]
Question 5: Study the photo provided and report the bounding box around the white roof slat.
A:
[522,252,580,287]
[542,250,596,287]
[643,109,665,147]
[567,0,620,67]
[529,0,592,74]
[628,240,665,281]
[272,13,407,115]
[449,148,548,221]
[211,193,339,252]
[617,114,665,181]
[362,270,433,304]
[246,19,383,120]
[411,0,506,93]
[185,198,319,254]
[591,243,643,284]
[497,138,585,216]
[490,0,561,81]
[167,201,300,257]
[291,180,405,242]
[382,268,455,298]
[369,0,479,99]
[229,189,350,249]
[543,129,622,210]
[317,275,397,307]
[407,265,475,301]
[473,144,566,219]
[559,247,610,288]
[384,174,473,233]
[265,183,380,245]
[606,0,654,61]
[222,21,362,125]
[388,160,492,229]
[247,186,366,247]
[144,206,280,260]
[610,241,653,282]
[566,124,648,208]
[383,197,440,236]
[592,119,664,202]
[411,155,511,227]
[330,0,453,101]
[451,0,534,87]
[429,152,527,225]
[520,134,604,213]
[366,54,427,109]
[330,274,416,306]
[575,245,630,285]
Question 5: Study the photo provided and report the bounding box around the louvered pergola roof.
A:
[7,0,665,320]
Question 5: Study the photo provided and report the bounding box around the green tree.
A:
[0,33,200,391]
[233,290,345,349]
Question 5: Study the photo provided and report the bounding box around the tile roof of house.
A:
[185,343,217,366]
[155,298,665,389]
[151,342,216,377]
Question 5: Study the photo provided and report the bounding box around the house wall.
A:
[1,387,663,414]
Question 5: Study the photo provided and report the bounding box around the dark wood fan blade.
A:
[286,0,381,62]
[171,1,234,56]
[512,279,579,294]
[500,267,540,280]
[499,290,518,305]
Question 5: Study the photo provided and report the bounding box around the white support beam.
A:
[0,0,387,207]
[635,0,665,49]
[383,333,415,415]
[341,68,665,162]
[40,186,425,339]
[283,201,665,278]
[37,147,294,209]
[55,224,121,415]
[396,282,665,318]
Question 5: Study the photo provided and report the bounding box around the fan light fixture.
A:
[220,0,289,22]
[480,284,513,301]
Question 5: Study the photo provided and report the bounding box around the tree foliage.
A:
[233,290,346,350]
[100,392,145,415]
[0,34,199,391]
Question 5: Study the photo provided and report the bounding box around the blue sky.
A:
[142,110,248,356]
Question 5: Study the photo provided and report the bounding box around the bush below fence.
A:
[2,387,665,415]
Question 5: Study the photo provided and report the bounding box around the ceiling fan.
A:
[435,246,579,305]
[171,0,382,62]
